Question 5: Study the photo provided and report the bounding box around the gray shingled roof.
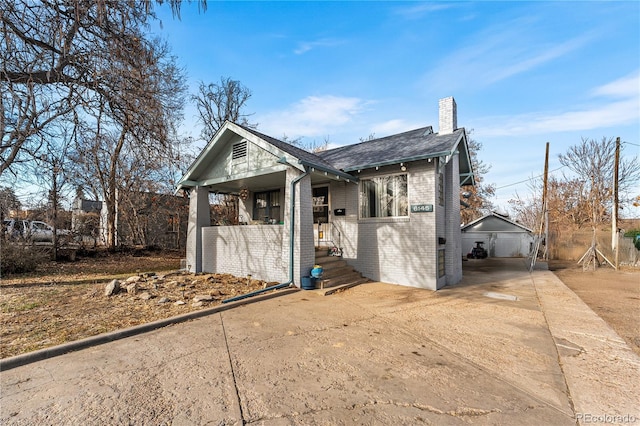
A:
[177,120,473,194]
[317,126,466,172]
[240,125,340,172]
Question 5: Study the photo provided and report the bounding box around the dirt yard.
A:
[549,260,640,357]
[1,252,638,360]
[0,251,276,358]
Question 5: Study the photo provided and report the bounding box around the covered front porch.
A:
[184,161,356,288]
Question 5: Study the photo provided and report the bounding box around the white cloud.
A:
[423,20,595,92]
[394,3,454,19]
[294,38,344,55]
[371,119,422,136]
[487,36,592,84]
[591,71,640,98]
[476,72,640,137]
[256,95,369,139]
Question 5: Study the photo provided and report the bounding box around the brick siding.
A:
[329,161,452,290]
[202,225,287,282]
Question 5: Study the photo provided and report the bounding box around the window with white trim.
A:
[253,190,281,222]
[359,174,408,218]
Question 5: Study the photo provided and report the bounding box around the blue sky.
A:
[151,1,640,215]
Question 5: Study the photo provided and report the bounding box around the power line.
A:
[494,165,566,190]
[496,139,638,192]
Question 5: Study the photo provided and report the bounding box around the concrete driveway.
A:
[1,259,638,425]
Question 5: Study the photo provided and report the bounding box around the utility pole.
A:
[612,137,620,270]
[531,142,550,271]
[542,142,549,261]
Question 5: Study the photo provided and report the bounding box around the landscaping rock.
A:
[105,280,120,296]
[139,292,153,300]
[125,275,141,284]
[157,297,170,304]
[126,283,138,294]
[193,295,214,302]
[173,300,186,306]
[191,301,204,307]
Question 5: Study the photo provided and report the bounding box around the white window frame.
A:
[359,173,409,219]
[312,185,330,224]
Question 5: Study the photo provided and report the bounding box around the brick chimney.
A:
[438,96,457,135]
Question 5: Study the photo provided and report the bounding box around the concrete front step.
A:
[318,271,365,288]
[318,259,349,272]
[314,254,343,265]
[313,250,370,290]
[315,277,372,295]
[321,265,357,280]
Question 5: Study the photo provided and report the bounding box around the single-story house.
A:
[177,97,474,290]
[461,212,534,258]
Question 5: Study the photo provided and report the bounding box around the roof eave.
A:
[300,159,359,183]
[342,149,455,173]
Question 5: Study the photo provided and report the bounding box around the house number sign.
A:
[411,204,434,213]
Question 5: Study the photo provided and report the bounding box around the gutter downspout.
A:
[222,168,309,303]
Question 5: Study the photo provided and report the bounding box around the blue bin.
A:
[311,266,323,278]
[301,276,316,290]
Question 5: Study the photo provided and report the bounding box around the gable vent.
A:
[232,141,248,160]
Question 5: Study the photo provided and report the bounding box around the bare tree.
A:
[280,133,329,153]
[192,77,255,141]
[27,121,77,258]
[359,133,376,142]
[70,50,187,249]
[460,132,495,224]
[510,137,640,262]
[1,1,138,175]
[2,0,192,249]
[558,137,640,227]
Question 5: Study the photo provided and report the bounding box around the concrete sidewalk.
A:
[1,259,638,425]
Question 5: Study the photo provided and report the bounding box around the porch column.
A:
[186,186,210,273]
[283,168,315,287]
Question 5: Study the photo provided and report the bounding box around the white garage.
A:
[462,213,534,258]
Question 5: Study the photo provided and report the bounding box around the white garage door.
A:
[495,235,526,257]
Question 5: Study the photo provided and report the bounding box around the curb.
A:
[0,287,299,372]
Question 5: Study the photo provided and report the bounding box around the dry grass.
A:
[0,251,276,358]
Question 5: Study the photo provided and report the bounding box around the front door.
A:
[312,186,329,245]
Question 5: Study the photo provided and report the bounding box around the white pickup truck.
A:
[3,219,73,243]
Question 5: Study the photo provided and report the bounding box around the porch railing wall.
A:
[201,225,288,283]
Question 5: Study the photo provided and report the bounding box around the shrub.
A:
[624,229,640,251]
[0,242,48,275]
